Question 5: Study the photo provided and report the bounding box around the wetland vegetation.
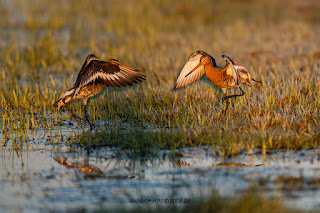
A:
[1,0,320,212]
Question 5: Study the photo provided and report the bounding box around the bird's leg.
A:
[64,102,85,121]
[84,104,93,131]
[222,95,229,114]
[221,87,245,114]
[223,87,245,100]
[221,90,229,114]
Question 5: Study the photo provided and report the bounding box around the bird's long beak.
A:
[119,64,136,70]
[185,62,202,77]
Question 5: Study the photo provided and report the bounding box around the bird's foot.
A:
[88,123,95,131]
[220,99,229,115]
[64,104,85,121]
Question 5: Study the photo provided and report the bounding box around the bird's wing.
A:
[74,54,100,85]
[173,51,206,90]
[73,60,145,97]
[232,61,250,79]
[222,55,239,85]
[222,55,249,85]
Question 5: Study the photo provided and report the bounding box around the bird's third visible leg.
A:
[84,104,93,131]
[64,103,85,122]
[221,87,245,114]
[221,95,230,114]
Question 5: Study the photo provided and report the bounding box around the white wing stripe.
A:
[120,67,138,75]
[61,88,75,99]
[79,70,141,88]
[79,72,108,87]
[117,72,131,83]
[105,75,113,83]
[108,74,117,82]
[234,65,247,71]
[113,74,126,85]
[73,66,144,96]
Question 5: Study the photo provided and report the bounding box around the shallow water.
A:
[1,126,320,212]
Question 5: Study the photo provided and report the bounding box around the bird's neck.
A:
[205,64,224,75]
[205,64,227,85]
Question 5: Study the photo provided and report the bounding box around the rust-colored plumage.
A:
[173,50,261,112]
[53,54,146,129]
[54,156,104,178]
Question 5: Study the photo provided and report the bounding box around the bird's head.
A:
[107,59,120,65]
[199,55,212,65]
[185,54,216,77]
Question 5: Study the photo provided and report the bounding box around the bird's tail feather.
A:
[251,78,262,88]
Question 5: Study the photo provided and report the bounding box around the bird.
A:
[173,50,261,113]
[53,54,146,129]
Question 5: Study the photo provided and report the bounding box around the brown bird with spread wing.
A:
[53,54,146,129]
[173,50,261,113]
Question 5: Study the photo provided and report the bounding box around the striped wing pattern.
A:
[73,60,145,97]
[74,54,100,85]
[233,64,250,84]
[173,51,206,90]
[222,55,250,85]
[222,55,239,85]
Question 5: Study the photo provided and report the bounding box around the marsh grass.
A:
[97,188,306,213]
[1,0,320,156]
[183,189,306,213]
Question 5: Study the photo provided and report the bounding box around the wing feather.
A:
[173,51,206,90]
[119,66,145,82]
[120,71,137,83]
[72,60,145,97]
[222,55,252,86]
[222,55,239,85]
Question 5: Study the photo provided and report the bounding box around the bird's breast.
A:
[74,83,104,99]
[206,67,225,87]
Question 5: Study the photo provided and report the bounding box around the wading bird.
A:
[53,54,146,129]
[173,50,261,113]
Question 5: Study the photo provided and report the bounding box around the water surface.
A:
[1,126,320,212]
